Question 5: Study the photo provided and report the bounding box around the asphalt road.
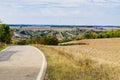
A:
[0,46,44,80]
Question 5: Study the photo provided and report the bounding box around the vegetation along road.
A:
[0,45,47,80]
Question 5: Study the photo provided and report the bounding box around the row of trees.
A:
[0,24,13,43]
[14,36,59,45]
[83,30,120,39]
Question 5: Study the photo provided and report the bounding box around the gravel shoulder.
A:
[0,45,44,80]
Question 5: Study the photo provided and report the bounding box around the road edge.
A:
[0,46,11,52]
[33,46,47,80]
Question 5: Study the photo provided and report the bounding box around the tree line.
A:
[14,36,58,45]
[83,30,120,39]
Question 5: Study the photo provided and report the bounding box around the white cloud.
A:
[0,0,120,8]
[0,0,120,25]
[89,0,120,3]
[89,0,120,5]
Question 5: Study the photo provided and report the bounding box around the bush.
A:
[15,40,27,45]
[0,24,13,43]
[36,36,58,45]
[26,38,36,44]
[13,38,36,45]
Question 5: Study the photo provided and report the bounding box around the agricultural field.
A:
[36,38,120,80]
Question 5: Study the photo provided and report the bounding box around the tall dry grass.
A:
[36,38,120,80]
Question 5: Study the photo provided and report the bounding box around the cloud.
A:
[0,0,120,25]
[90,0,120,3]
[89,0,120,6]
[0,0,120,9]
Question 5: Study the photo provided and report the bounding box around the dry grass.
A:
[0,43,8,51]
[36,38,120,80]
[62,38,120,64]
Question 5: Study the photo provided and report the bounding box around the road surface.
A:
[0,45,46,80]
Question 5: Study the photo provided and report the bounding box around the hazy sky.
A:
[0,0,120,25]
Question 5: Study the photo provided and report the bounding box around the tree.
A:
[0,24,13,43]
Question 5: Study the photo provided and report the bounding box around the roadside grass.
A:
[35,39,120,80]
[0,43,8,51]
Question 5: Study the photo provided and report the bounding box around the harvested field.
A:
[58,38,120,64]
[36,38,120,80]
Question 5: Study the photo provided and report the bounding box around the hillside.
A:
[13,27,107,40]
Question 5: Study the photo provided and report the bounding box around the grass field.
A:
[36,38,120,80]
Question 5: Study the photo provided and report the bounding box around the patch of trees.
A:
[36,36,58,45]
[0,24,13,43]
[13,38,36,45]
[13,36,58,45]
[83,30,120,39]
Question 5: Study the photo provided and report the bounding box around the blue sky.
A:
[0,0,120,25]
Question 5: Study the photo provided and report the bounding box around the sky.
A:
[0,0,120,25]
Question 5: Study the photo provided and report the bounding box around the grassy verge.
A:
[0,44,8,51]
[35,44,120,80]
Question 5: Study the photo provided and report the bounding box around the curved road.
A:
[0,45,47,80]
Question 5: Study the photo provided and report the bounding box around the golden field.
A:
[36,38,120,80]
[59,38,120,64]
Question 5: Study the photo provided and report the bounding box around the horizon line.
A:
[7,24,120,26]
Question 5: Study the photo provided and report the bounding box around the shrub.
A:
[16,40,26,45]
[26,38,36,44]
[36,36,58,45]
